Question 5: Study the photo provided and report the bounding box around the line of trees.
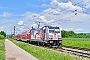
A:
[61,30,90,38]
[0,30,90,38]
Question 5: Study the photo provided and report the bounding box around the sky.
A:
[0,0,90,35]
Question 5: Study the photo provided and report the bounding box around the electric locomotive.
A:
[30,26,62,47]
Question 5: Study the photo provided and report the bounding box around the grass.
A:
[0,39,5,60]
[9,38,77,60]
[62,38,90,49]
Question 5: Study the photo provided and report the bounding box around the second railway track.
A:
[34,44,90,58]
[55,45,90,58]
[32,43,90,58]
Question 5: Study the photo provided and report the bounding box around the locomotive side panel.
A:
[26,30,31,41]
[30,30,41,41]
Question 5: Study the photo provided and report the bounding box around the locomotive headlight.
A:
[50,41,53,43]
[59,41,62,43]
[49,35,53,37]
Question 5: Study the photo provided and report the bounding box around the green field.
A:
[9,38,79,60]
[0,39,5,60]
[62,38,90,49]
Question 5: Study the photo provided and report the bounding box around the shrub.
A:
[0,35,5,40]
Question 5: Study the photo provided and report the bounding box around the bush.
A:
[0,31,6,37]
[0,35,5,39]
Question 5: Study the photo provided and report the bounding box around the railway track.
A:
[15,39,90,58]
[56,46,90,58]
[32,43,90,58]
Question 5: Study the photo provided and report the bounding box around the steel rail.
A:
[56,46,90,58]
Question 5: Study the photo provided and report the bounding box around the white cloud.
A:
[16,0,90,33]
[18,26,24,31]
[64,28,74,31]
[75,28,83,31]
[42,4,50,8]
[32,23,37,28]
[17,21,24,25]
[62,27,90,33]
[0,26,5,31]
[39,16,47,22]
[51,0,83,12]
[84,0,90,8]
[48,19,55,23]
[63,28,84,32]
[1,12,11,18]
[42,4,47,7]
[1,0,90,34]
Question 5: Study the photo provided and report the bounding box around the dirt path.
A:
[5,39,38,60]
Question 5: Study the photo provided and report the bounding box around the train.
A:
[14,26,62,47]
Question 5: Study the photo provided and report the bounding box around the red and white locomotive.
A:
[15,26,62,47]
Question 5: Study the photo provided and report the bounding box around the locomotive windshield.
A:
[49,27,60,33]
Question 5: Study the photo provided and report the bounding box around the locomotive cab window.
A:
[49,27,60,33]
[49,29,54,33]
[54,29,60,33]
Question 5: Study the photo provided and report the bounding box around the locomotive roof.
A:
[44,26,59,29]
[48,26,59,29]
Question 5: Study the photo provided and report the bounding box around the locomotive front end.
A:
[44,26,62,47]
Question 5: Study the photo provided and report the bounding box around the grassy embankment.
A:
[9,38,78,60]
[62,38,90,49]
[0,35,5,60]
